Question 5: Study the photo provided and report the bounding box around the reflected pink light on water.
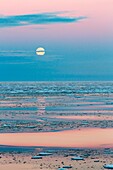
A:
[0,128,113,148]
[54,115,113,121]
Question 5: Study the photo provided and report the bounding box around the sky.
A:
[0,0,113,81]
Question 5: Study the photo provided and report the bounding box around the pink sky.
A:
[0,0,112,42]
[0,0,112,17]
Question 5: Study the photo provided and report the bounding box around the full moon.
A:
[36,47,45,56]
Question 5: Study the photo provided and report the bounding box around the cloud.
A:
[0,50,63,64]
[0,12,86,28]
[0,50,35,57]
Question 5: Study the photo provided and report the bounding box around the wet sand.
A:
[1,128,113,148]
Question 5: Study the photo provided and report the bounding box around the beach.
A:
[1,82,113,169]
[0,146,113,170]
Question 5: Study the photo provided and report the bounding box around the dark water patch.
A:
[0,107,38,111]
[0,145,35,153]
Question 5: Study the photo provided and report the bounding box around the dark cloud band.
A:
[0,12,86,28]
